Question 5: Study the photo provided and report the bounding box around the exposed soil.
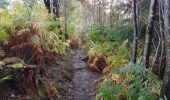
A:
[0,48,100,100]
[65,48,100,100]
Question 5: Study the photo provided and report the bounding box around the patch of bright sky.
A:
[8,0,23,5]
[7,0,23,9]
[7,0,43,9]
[89,0,128,13]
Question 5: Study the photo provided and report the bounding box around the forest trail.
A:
[66,48,100,100]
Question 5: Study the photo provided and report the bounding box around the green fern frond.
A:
[0,75,13,84]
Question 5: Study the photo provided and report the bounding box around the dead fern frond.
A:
[39,78,59,100]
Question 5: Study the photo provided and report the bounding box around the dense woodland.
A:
[0,0,170,100]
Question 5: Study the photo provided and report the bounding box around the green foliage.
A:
[0,57,25,85]
[86,20,133,44]
[84,41,115,55]
[99,64,160,100]
[3,57,25,65]
[0,0,9,9]
[0,10,10,44]
[7,63,24,69]
[84,18,159,100]
[108,20,133,42]
[99,81,121,100]
[87,28,104,42]
[0,12,10,56]
[0,75,12,84]
[46,21,59,32]
[0,31,9,42]
[67,22,76,38]
[94,39,159,100]
[0,2,73,55]
[41,32,69,54]
[84,39,130,61]
[0,49,5,57]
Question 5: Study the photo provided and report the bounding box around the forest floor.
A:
[0,47,100,100]
[65,48,100,100]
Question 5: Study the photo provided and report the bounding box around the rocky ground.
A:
[65,49,100,100]
[0,48,100,100]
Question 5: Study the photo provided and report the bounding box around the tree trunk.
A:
[44,0,51,13]
[132,0,138,64]
[110,0,114,29]
[53,0,60,19]
[23,65,38,98]
[160,0,170,99]
[64,0,68,40]
[159,0,165,80]
[143,0,157,68]
[98,0,102,33]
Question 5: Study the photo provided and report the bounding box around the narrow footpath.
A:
[65,48,100,100]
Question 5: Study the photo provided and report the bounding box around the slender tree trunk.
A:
[101,0,105,31]
[110,0,113,29]
[160,0,170,99]
[98,0,102,33]
[44,0,51,13]
[143,0,157,67]
[53,0,60,19]
[159,0,165,80]
[110,8,113,29]
[132,0,138,64]
[64,0,68,40]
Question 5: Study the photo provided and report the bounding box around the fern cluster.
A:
[84,20,160,100]
[0,2,76,87]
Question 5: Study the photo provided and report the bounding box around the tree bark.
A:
[132,0,138,64]
[23,65,38,98]
[64,0,68,40]
[53,0,60,18]
[160,0,170,99]
[159,0,165,80]
[44,0,51,13]
[143,0,157,68]
[98,0,102,33]
[110,0,114,29]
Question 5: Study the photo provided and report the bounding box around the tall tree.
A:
[53,0,60,18]
[143,0,157,67]
[44,0,51,13]
[64,0,68,39]
[109,0,114,29]
[98,0,102,33]
[132,0,139,64]
[159,0,165,79]
[160,0,170,99]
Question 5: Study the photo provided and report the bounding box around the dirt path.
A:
[65,48,100,100]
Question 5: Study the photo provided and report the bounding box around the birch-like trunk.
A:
[132,0,138,64]
[143,0,157,67]
[44,0,51,13]
[53,0,60,18]
[64,0,68,40]
[160,0,170,99]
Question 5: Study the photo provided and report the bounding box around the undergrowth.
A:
[84,20,160,100]
[0,2,77,99]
